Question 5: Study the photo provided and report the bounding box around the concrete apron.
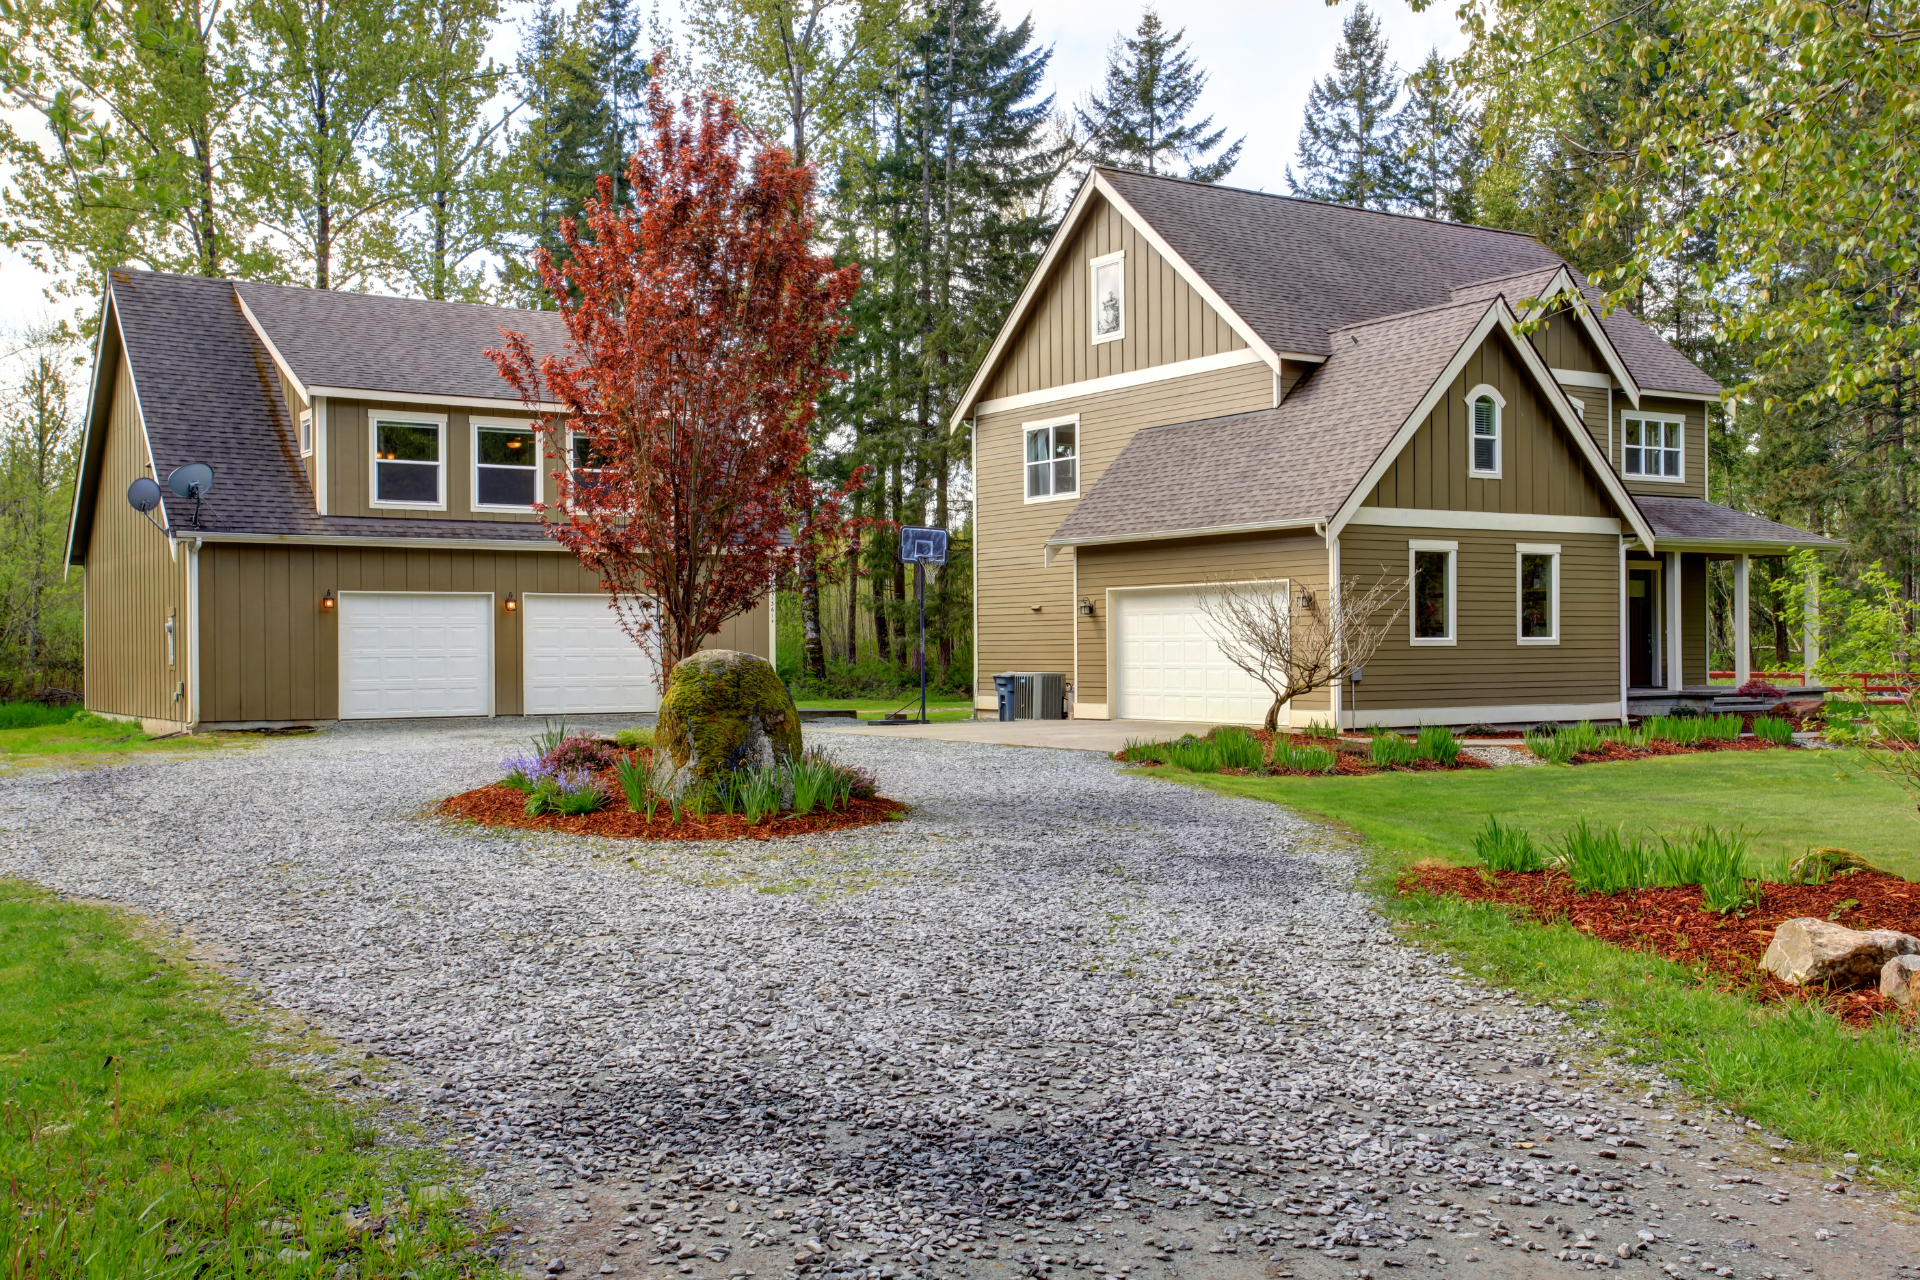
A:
[810,717,1230,754]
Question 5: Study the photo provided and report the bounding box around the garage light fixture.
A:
[321,589,335,611]
[1078,596,1095,616]
[504,592,517,612]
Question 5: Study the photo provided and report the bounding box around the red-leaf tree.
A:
[489,76,861,681]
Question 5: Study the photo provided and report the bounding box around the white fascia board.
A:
[312,386,568,414]
[1549,367,1611,389]
[1327,299,1659,551]
[233,291,310,403]
[66,276,119,572]
[974,348,1266,418]
[192,531,572,553]
[1638,389,1724,403]
[1649,536,1842,553]
[1350,507,1622,536]
[1519,267,1642,408]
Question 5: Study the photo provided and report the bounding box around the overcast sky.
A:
[0,0,1466,348]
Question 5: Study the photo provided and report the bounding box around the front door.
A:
[1627,568,1660,687]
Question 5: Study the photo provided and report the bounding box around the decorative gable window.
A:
[299,408,314,456]
[1091,251,1124,344]
[371,415,445,507]
[1409,539,1457,645]
[1024,417,1078,501]
[1622,415,1683,480]
[474,421,538,510]
[1465,384,1504,477]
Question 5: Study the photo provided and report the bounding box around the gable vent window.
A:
[1091,251,1124,344]
[1623,415,1683,479]
[372,416,445,507]
[1024,418,1078,501]
[475,422,538,509]
[1466,384,1504,478]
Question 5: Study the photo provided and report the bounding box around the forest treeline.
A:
[2,0,1916,699]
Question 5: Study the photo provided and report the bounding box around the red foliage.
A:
[489,72,861,680]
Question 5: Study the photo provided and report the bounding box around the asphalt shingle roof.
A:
[1635,495,1840,548]
[1047,299,1493,545]
[83,269,560,550]
[1097,169,1722,397]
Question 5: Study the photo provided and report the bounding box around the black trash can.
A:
[994,673,1018,722]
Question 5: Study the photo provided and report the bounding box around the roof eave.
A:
[1649,535,1844,553]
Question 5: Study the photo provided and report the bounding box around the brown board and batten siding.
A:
[1527,307,1604,374]
[84,352,193,729]
[1339,525,1621,717]
[196,543,770,723]
[974,362,1274,691]
[1364,331,1615,518]
[324,398,549,522]
[1073,532,1333,717]
[982,194,1249,401]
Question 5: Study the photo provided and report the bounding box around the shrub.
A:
[799,747,872,805]
[1733,678,1786,699]
[1473,815,1544,872]
[1751,715,1795,746]
[1301,722,1340,741]
[1601,723,1648,749]
[525,767,608,816]
[545,732,620,772]
[533,718,571,757]
[615,725,655,750]
[1119,737,1168,763]
[1555,819,1655,895]
[0,701,80,730]
[1698,713,1741,742]
[1643,714,1703,746]
[500,749,552,793]
[1210,726,1265,770]
[614,754,655,817]
[1524,723,1599,764]
[738,768,780,822]
[1458,722,1501,738]
[1654,826,1753,911]
[1273,737,1336,774]
[786,756,841,814]
[1414,723,1460,766]
[1164,736,1217,772]
[1370,733,1417,767]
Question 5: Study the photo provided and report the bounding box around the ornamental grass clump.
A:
[1119,737,1168,763]
[1654,826,1754,912]
[1370,733,1417,767]
[1414,723,1461,766]
[1272,737,1336,774]
[614,725,655,749]
[1555,819,1657,895]
[614,754,655,818]
[1751,715,1795,746]
[1473,815,1544,872]
[1210,726,1265,770]
[1601,723,1648,749]
[1643,714,1703,745]
[1163,736,1217,772]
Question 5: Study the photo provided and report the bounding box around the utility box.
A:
[1004,671,1066,720]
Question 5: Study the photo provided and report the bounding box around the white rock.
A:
[1881,953,1920,1007]
[1758,917,1920,985]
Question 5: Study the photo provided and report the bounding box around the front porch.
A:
[1626,683,1831,718]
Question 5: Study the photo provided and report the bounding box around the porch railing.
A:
[1708,670,1919,703]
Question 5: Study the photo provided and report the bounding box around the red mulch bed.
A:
[1402,865,1920,1025]
[437,755,907,841]
[1562,736,1797,764]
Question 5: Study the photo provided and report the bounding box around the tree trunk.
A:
[1264,698,1281,734]
[800,543,826,680]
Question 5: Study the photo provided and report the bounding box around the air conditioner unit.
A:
[1011,671,1066,720]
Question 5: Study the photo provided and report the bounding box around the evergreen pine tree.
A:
[1285,3,1404,209]
[1395,48,1478,221]
[1076,7,1242,183]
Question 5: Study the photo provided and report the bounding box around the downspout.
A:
[1320,520,1341,731]
[188,537,202,729]
[1618,538,1628,722]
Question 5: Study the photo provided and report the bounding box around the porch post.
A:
[1666,551,1684,691]
[1733,554,1751,687]
[1804,560,1820,685]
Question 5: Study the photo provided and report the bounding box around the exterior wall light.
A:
[1078,596,1095,616]
[321,589,335,611]
[504,592,517,612]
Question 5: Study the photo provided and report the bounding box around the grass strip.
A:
[0,880,501,1278]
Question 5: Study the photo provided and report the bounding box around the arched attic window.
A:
[1466,384,1505,478]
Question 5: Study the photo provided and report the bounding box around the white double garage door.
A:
[1112,586,1282,726]
[337,592,659,720]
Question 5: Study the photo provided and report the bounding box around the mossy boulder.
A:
[650,649,801,798]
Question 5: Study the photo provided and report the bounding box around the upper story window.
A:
[371,415,445,507]
[1091,251,1124,344]
[1024,417,1078,502]
[569,430,614,506]
[298,408,314,457]
[1410,539,1457,646]
[1622,415,1683,480]
[1466,384,1504,478]
[475,420,538,510]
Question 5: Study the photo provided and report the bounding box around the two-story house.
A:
[69,269,770,732]
[956,170,1836,728]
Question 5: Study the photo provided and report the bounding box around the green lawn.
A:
[0,880,499,1277]
[1176,748,1920,879]
[0,709,253,763]
[793,696,975,722]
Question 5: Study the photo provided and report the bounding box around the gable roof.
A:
[233,279,568,407]
[68,270,565,562]
[1046,297,1656,552]
[954,169,1721,424]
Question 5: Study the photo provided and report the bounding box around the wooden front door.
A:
[1628,568,1659,687]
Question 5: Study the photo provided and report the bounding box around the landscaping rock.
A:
[1881,954,1920,1007]
[649,649,801,798]
[1759,917,1920,986]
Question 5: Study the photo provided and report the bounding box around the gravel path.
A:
[0,721,1911,1280]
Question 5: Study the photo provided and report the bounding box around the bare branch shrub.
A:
[1198,575,1404,732]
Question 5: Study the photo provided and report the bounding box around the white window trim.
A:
[472,417,540,512]
[1022,414,1080,505]
[1408,538,1458,647]
[1516,541,1561,646]
[298,408,314,457]
[1465,383,1504,479]
[369,412,448,510]
[1090,249,1125,346]
[1621,413,1686,483]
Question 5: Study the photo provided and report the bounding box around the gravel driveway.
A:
[0,721,1911,1280]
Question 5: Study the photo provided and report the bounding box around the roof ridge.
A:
[1094,166,1550,242]
[1450,265,1566,293]
[1331,295,1494,335]
[233,276,559,322]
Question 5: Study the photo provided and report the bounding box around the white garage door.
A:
[1114,587,1280,726]
[523,594,660,715]
[338,592,492,719]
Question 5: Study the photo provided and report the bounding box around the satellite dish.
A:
[127,477,163,513]
[167,463,214,499]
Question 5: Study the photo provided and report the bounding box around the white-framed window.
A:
[370,413,447,508]
[473,418,539,511]
[568,429,614,506]
[1622,415,1684,480]
[1516,542,1560,644]
[1466,383,1504,478]
[1090,250,1124,344]
[1409,539,1457,646]
[1023,416,1079,502]
[299,408,314,457]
